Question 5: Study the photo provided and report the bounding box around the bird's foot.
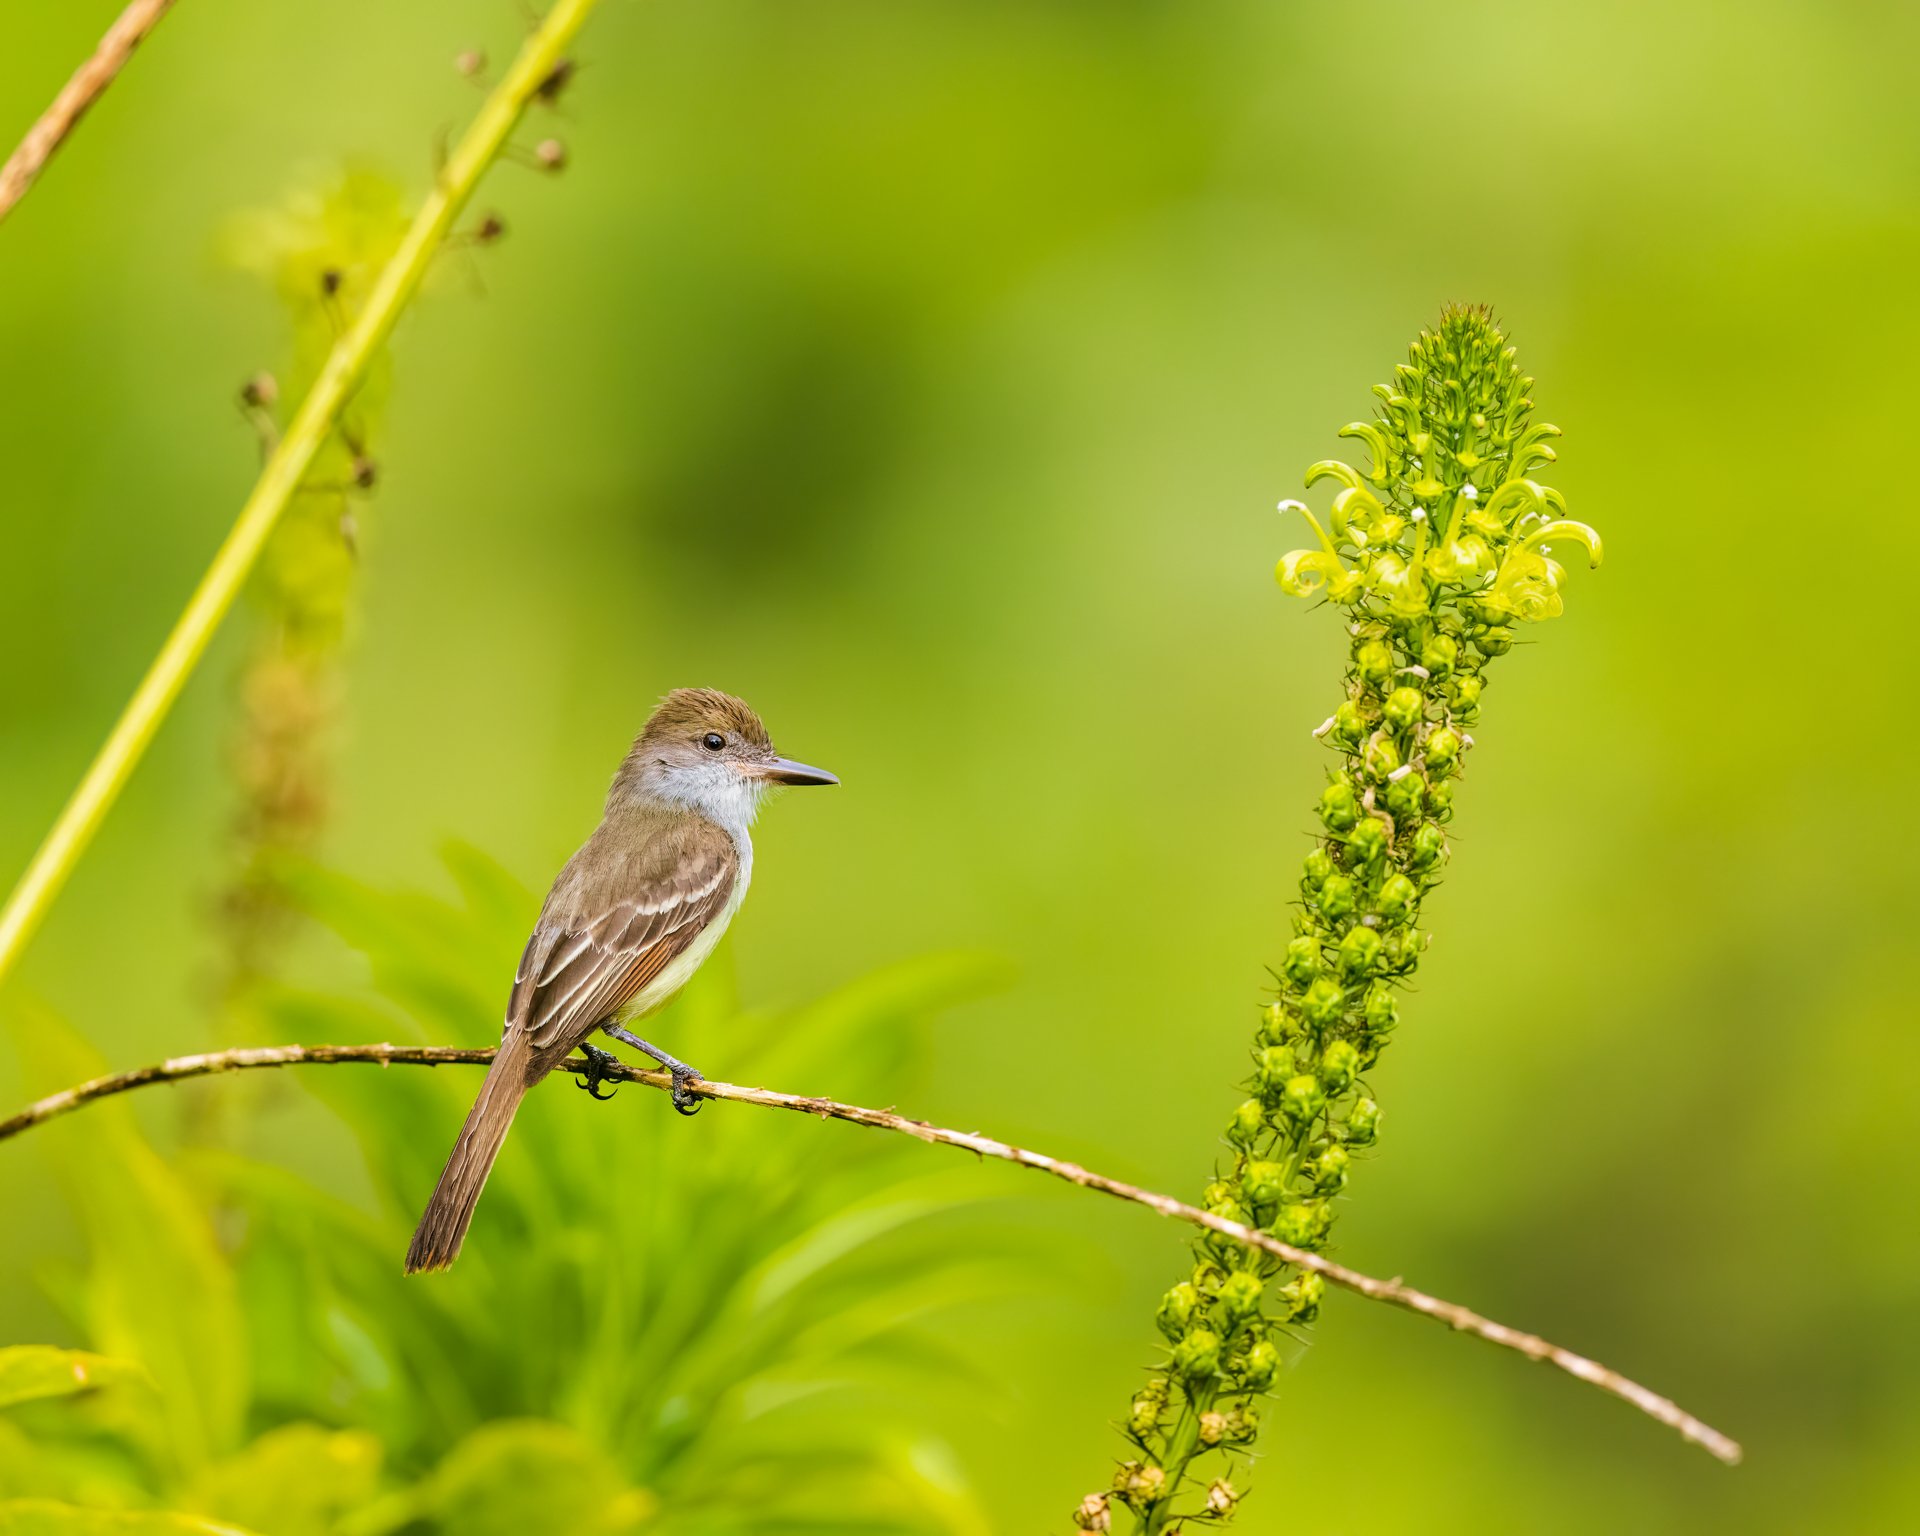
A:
[575,1042,622,1101]
[602,1024,705,1116]
[667,1064,706,1116]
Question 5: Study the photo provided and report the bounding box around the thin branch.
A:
[0,0,178,226]
[0,1040,1742,1466]
[0,0,603,992]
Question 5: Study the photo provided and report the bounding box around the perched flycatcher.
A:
[405,688,836,1273]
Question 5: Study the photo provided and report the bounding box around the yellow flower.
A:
[1484,547,1567,621]
[1277,548,1360,602]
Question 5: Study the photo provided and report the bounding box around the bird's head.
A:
[613,687,837,829]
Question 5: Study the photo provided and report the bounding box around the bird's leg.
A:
[601,1023,705,1116]
[574,1041,621,1101]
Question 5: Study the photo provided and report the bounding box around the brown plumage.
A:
[404,688,839,1275]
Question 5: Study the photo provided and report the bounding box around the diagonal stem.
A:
[0,0,602,992]
[0,1038,1743,1467]
[0,0,179,227]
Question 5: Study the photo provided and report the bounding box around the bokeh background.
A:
[4,1,1918,1530]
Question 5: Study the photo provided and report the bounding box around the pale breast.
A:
[615,833,752,1023]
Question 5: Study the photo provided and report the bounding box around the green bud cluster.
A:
[1085,308,1601,1533]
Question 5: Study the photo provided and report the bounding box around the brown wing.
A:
[506,807,739,1061]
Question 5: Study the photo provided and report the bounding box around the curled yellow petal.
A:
[1518,518,1604,568]
[1426,533,1494,585]
[1511,421,1563,475]
[1336,422,1394,485]
[1483,547,1568,622]
[1304,459,1369,494]
[1368,552,1428,616]
[1277,548,1353,599]
[1480,477,1564,527]
[1329,484,1384,545]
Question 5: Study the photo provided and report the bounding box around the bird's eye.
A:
[702,733,726,752]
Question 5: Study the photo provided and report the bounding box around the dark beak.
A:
[757,756,839,787]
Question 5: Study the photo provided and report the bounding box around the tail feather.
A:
[405,1030,536,1274]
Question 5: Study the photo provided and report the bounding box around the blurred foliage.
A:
[210,170,409,1021]
[4,849,1015,1533]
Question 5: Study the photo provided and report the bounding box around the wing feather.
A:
[505,814,739,1060]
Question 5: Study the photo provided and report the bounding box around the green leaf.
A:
[5,1006,246,1472]
[418,1421,653,1536]
[186,1424,381,1536]
[0,1350,147,1413]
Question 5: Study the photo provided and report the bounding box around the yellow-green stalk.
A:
[1078,307,1602,1533]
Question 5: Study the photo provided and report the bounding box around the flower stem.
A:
[0,0,602,992]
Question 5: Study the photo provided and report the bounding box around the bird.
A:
[404,687,837,1273]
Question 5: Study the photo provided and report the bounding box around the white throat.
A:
[646,761,766,845]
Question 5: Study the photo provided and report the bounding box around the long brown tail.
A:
[405,1029,538,1273]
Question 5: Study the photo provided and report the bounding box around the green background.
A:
[3,0,1917,1529]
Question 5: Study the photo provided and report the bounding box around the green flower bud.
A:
[1345,1096,1382,1146]
[1281,1074,1325,1124]
[1354,639,1393,688]
[1363,980,1399,1033]
[1280,1270,1326,1322]
[1330,700,1366,748]
[1477,624,1515,656]
[1300,847,1335,892]
[1255,1044,1297,1100]
[1363,731,1402,780]
[1320,779,1360,833]
[1301,976,1345,1031]
[1320,1038,1360,1092]
[1424,726,1463,775]
[1383,770,1426,823]
[1202,1180,1235,1213]
[1421,633,1459,678]
[1239,1160,1288,1210]
[1308,1143,1351,1193]
[1346,817,1387,866]
[1222,1399,1261,1443]
[1239,1338,1280,1391]
[1337,924,1382,976]
[1282,934,1322,989]
[1381,924,1424,971]
[1127,1381,1167,1438]
[1258,1000,1301,1045]
[1376,872,1419,922]
[1216,1269,1264,1323]
[1447,673,1483,713]
[1271,1201,1323,1246]
[1407,822,1447,871]
[1226,1097,1267,1148]
[1317,872,1356,922]
[1427,779,1456,819]
[1383,686,1424,732]
[1156,1281,1200,1341]
[1173,1327,1222,1384]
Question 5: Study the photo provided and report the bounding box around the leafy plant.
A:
[5,846,1022,1533]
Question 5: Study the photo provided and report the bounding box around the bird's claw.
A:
[575,1043,621,1101]
[671,1068,704,1116]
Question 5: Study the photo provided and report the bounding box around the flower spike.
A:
[1112,307,1605,1528]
